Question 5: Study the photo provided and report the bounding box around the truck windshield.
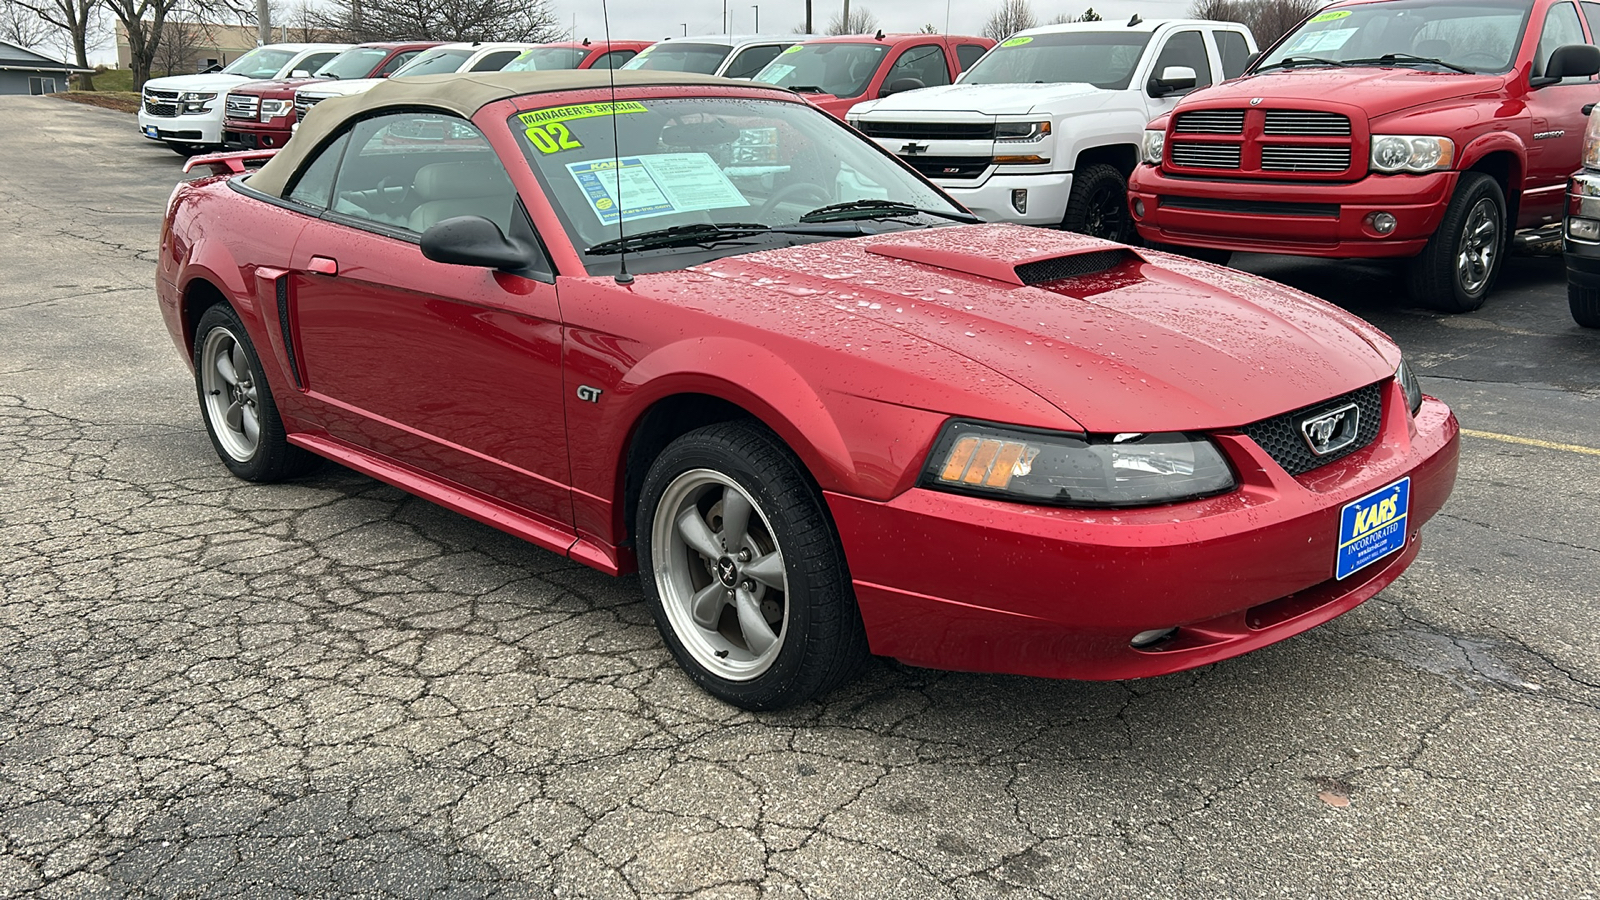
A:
[503,47,589,71]
[222,48,297,79]
[1257,0,1533,74]
[959,32,1152,89]
[621,43,734,74]
[753,43,890,98]
[393,48,473,76]
[315,47,389,79]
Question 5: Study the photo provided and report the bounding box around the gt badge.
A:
[575,385,603,403]
[1300,403,1359,456]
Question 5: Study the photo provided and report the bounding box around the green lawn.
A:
[88,68,134,92]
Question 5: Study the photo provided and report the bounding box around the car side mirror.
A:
[1150,65,1197,96]
[1533,43,1600,87]
[291,69,311,78]
[420,216,534,271]
[1242,51,1261,72]
[881,76,925,97]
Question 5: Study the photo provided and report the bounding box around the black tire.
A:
[1148,241,1234,266]
[1062,163,1135,243]
[1571,281,1600,328]
[1407,172,1505,313]
[636,420,868,710]
[192,304,319,482]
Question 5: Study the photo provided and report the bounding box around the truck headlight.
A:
[995,120,1051,142]
[1396,359,1423,415]
[259,99,292,121]
[1142,128,1165,165]
[1370,135,1454,173]
[1582,110,1600,169]
[922,420,1236,507]
[179,91,216,114]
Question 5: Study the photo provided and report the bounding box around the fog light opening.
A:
[1367,211,1398,236]
[1132,197,1146,219]
[1130,627,1178,650]
[1568,216,1600,242]
[1011,189,1028,214]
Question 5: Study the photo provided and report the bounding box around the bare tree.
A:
[825,5,876,35]
[313,0,563,42]
[151,10,213,75]
[1189,0,1322,47]
[982,0,1035,40]
[2,0,61,51]
[103,0,249,88]
[919,22,937,33]
[1078,7,1100,21]
[16,0,105,88]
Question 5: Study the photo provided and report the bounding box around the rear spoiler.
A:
[182,148,279,176]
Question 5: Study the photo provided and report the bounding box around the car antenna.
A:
[1127,13,1142,26]
[602,0,634,285]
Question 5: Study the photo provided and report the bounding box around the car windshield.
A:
[960,31,1152,89]
[222,48,298,79]
[512,96,967,275]
[503,47,589,71]
[393,48,473,76]
[1257,0,1533,74]
[315,47,389,79]
[621,43,734,74]
[752,42,889,97]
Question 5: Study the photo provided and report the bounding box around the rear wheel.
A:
[1062,163,1134,243]
[193,304,319,482]
[1407,172,1505,312]
[637,421,867,710]
[1570,281,1600,328]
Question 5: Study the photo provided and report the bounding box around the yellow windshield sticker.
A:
[1310,9,1351,22]
[1001,36,1033,47]
[517,101,648,127]
[525,121,584,154]
[782,44,803,54]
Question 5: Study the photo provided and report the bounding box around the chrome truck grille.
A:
[225,93,259,120]
[143,88,179,117]
[1167,109,1357,178]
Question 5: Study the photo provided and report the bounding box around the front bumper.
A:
[223,119,294,150]
[138,107,224,146]
[826,382,1459,680]
[943,171,1074,227]
[1564,169,1600,285]
[1128,165,1458,259]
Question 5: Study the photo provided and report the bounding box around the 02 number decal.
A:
[526,122,583,154]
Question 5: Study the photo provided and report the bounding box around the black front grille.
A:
[901,156,990,180]
[860,120,995,140]
[1016,250,1130,285]
[1243,383,1384,476]
[143,92,179,117]
[1160,195,1340,218]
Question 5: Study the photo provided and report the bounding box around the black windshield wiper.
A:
[798,199,982,224]
[584,221,867,256]
[1344,53,1473,74]
[1255,55,1352,72]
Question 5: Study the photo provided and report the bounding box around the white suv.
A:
[139,43,349,155]
[848,19,1255,240]
[292,42,538,122]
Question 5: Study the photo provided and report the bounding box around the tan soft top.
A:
[248,70,783,197]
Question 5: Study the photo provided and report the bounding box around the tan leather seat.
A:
[407,160,513,233]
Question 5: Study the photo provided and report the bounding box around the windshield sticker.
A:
[757,63,796,83]
[782,44,803,54]
[519,101,648,127]
[1309,9,1351,22]
[567,153,749,226]
[1282,26,1357,55]
[1001,36,1033,47]
[525,121,583,154]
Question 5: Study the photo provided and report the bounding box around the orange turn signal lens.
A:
[993,154,1050,165]
[938,437,1039,489]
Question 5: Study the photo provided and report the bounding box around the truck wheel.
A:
[1407,172,1505,313]
[1570,282,1600,328]
[1062,163,1134,243]
[637,420,868,710]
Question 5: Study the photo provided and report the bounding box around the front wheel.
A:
[1571,281,1600,328]
[1061,163,1134,243]
[192,304,319,482]
[637,421,867,710]
[1407,172,1505,312]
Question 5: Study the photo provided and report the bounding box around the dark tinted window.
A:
[593,50,637,68]
[886,43,951,88]
[284,132,350,209]
[376,50,421,76]
[470,50,522,72]
[724,44,785,78]
[956,43,989,71]
[1214,30,1252,78]
[1150,30,1212,93]
[329,112,514,236]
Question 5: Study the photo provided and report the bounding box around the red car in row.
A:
[165,71,1458,709]
[751,32,995,119]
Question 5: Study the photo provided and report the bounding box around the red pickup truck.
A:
[1129,0,1600,312]
[751,33,995,119]
[223,42,441,150]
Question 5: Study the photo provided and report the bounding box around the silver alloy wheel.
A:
[651,468,788,681]
[1456,197,1500,295]
[200,326,261,462]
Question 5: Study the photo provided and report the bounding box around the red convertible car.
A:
[159,71,1459,709]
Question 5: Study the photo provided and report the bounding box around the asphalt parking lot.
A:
[2,95,1598,899]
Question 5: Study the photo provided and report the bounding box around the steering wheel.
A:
[758,182,832,219]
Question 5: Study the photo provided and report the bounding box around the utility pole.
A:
[842,0,850,33]
[723,0,727,33]
[752,5,759,31]
[256,0,269,44]
[805,0,812,33]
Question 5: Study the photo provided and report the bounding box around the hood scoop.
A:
[864,226,1137,286]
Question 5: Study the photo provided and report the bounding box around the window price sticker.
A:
[566,153,749,226]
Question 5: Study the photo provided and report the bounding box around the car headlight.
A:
[1582,110,1600,169]
[921,420,1237,507]
[1142,128,1165,165]
[1370,135,1454,174]
[179,91,216,114]
[995,120,1051,142]
[1396,359,1423,415]
[259,99,292,121]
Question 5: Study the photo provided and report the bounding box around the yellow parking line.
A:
[1460,428,1600,457]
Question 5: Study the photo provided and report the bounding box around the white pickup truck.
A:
[848,18,1256,240]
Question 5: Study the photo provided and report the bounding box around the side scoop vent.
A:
[1015,249,1132,286]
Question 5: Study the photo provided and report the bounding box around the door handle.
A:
[308,256,338,276]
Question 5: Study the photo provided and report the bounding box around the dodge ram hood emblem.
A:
[1250,97,1264,106]
[1300,403,1359,456]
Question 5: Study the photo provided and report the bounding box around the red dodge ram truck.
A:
[1130,0,1600,311]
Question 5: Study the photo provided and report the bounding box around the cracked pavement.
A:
[2,95,1599,899]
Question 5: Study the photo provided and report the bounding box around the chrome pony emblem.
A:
[1300,404,1359,456]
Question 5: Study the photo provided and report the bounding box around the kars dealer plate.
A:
[1336,477,1410,580]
